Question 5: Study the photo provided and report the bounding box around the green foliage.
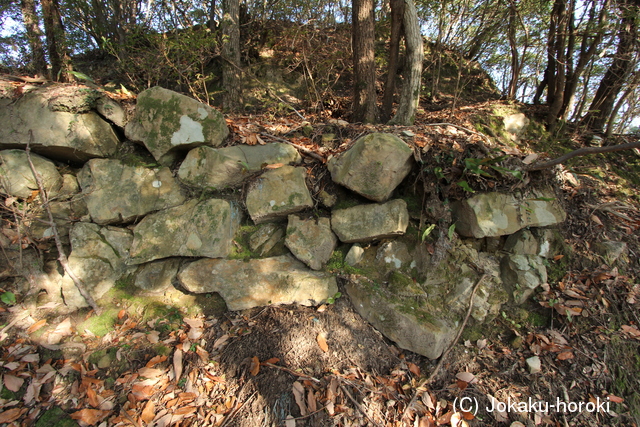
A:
[1,291,16,305]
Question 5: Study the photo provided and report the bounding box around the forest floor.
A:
[1,94,640,427]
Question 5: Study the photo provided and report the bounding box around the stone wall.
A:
[0,83,568,359]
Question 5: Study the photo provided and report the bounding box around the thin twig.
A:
[401,273,487,421]
[262,362,321,383]
[339,383,383,427]
[24,134,101,314]
[526,140,640,171]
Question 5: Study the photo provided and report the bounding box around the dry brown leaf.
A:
[117,309,126,320]
[455,372,477,384]
[70,408,110,426]
[213,334,229,350]
[621,324,640,339]
[264,163,284,169]
[307,389,317,413]
[285,415,296,427]
[408,362,421,377]
[27,319,47,334]
[173,348,183,383]
[146,355,168,368]
[86,387,100,408]
[608,394,624,403]
[0,407,24,423]
[4,373,24,392]
[317,333,329,353]
[138,367,164,379]
[141,400,155,423]
[263,357,280,365]
[195,345,209,362]
[173,406,197,416]
[147,330,160,344]
[250,356,260,376]
[21,353,39,363]
[292,381,307,416]
[131,383,155,401]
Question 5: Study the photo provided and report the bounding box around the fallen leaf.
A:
[141,400,155,423]
[173,348,183,383]
[522,153,539,165]
[292,381,307,416]
[285,415,296,427]
[608,395,624,403]
[264,163,284,169]
[138,367,164,379]
[4,373,24,392]
[117,309,126,320]
[27,319,47,334]
[557,351,574,360]
[0,407,23,423]
[250,356,260,376]
[70,408,110,426]
[317,333,329,353]
[456,372,477,384]
[131,383,154,401]
[621,325,640,339]
[146,355,167,368]
[408,362,421,377]
[263,357,280,365]
[487,395,508,422]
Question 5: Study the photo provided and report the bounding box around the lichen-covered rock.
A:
[0,149,62,198]
[328,133,413,202]
[77,159,185,225]
[128,199,242,264]
[178,143,301,189]
[177,255,338,310]
[500,254,547,304]
[376,241,412,272]
[29,199,89,240]
[331,199,409,243]
[125,87,228,165]
[347,241,508,359]
[504,228,564,258]
[61,223,134,309]
[452,189,566,238]
[345,244,364,266]
[249,223,285,256]
[285,215,337,270]
[96,96,127,128]
[245,166,313,224]
[134,258,181,293]
[0,89,119,162]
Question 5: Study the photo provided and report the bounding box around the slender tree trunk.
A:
[352,0,377,123]
[506,0,519,100]
[20,0,47,76]
[41,0,72,81]
[222,0,241,112]
[583,0,639,132]
[388,0,423,125]
[381,0,405,122]
[547,0,569,127]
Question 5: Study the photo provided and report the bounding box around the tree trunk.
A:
[41,0,72,81]
[388,0,423,125]
[352,0,377,123]
[546,0,569,127]
[20,0,47,76]
[222,0,241,111]
[583,0,639,132]
[381,0,405,122]
[506,0,519,100]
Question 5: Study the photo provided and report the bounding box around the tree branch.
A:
[25,134,101,314]
[526,139,640,171]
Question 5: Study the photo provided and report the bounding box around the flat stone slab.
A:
[177,255,338,310]
[61,223,134,309]
[245,166,313,224]
[128,199,242,264]
[0,149,62,198]
[331,199,409,243]
[78,159,186,225]
[285,215,337,270]
[0,89,119,163]
[125,87,229,165]
[328,133,413,202]
[452,189,566,238]
[178,143,301,190]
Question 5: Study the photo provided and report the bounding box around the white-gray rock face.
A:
[0,90,119,162]
[500,254,547,304]
[0,149,62,198]
[178,143,301,189]
[285,215,337,270]
[504,228,564,258]
[77,159,185,225]
[61,223,135,309]
[328,133,413,202]
[331,199,409,243]
[452,189,566,238]
[128,199,242,264]
[125,87,229,165]
[249,223,285,256]
[245,166,313,224]
[177,255,338,310]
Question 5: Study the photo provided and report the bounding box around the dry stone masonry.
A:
[0,83,573,360]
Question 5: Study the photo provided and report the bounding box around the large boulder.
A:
[328,133,413,202]
[61,223,135,309]
[452,189,566,238]
[0,149,62,198]
[285,215,337,270]
[77,159,185,225]
[125,87,229,165]
[245,166,313,224]
[178,255,338,310]
[128,199,242,264]
[0,89,119,163]
[178,143,301,190]
[331,199,409,243]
